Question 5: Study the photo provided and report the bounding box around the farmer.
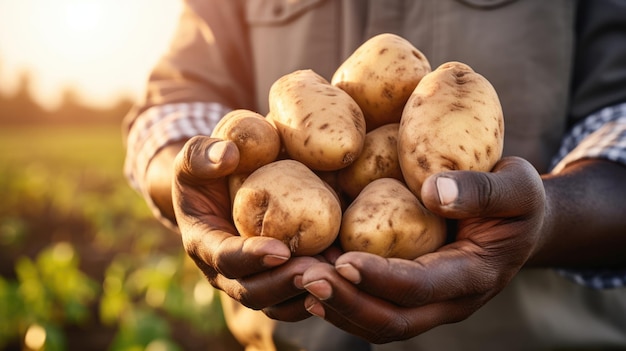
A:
[123,1,626,350]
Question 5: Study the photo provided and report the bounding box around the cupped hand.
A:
[301,156,546,343]
[172,136,318,321]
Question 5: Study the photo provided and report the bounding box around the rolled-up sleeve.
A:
[551,103,626,173]
[124,102,230,195]
[550,102,626,289]
[122,0,254,221]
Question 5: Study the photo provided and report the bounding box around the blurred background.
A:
[0,0,241,350]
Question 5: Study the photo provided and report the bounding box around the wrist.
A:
[145,140,188,225]
[526,159,626,268]
[526,175,557,266]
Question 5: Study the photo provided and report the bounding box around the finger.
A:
[263,295,312,322]
[332,248,499,308]
[302,263,482,343]
[172,138,238,224]
[302,263,377,337]
[217,256,319,311]
[175,136,240,184]
[318,244,344,264]
[184,228,292,280]
[303,293,375,341]
[306,293,483,343]
[421,156,544,219]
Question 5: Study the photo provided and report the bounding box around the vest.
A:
[216,0,626,349]
[245,0,575,173]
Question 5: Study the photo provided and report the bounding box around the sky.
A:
[0,0,182,110]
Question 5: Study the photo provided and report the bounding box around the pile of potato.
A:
[214,33,504,260]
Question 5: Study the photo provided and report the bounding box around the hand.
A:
[171,136,318,321]
[300,157,546,343]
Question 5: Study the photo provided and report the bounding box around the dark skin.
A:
[147,135,626,342]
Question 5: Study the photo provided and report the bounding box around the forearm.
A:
[123,102,229,232]
[145,141,188,226]
[529,158,626,268]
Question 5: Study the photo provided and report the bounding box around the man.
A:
[124,1,626,350]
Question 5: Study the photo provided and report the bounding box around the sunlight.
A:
[51,241,75,264]
[0,0,182,109]
[193,279,215,306]
[64,1,102,32]
[24,324,46,350]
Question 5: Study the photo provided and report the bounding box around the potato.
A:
[314,169,354,212]
[265,111,290,161]
[340,178,446,259]
[228,173,249,209]
[232,159,342,256]
[332,33,431,131]
[398,61,504,198]
[211,109,281,174]
[337,123,403,199]
[268,69,366,171]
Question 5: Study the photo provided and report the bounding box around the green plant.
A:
[0,242,99,350]
[0,126,233,350]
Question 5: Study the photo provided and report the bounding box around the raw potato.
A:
[398,61,504,198]
[338,123,403,199]
[265,111,290,161]
[314,170,351,211]
[232,160,342,256]
[211,109,281,174]
[332,33,431,131]
[340,178,446,259]
[228,173,249,208]
[269,69,366,171]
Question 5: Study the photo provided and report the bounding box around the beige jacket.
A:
[125,0,626,350]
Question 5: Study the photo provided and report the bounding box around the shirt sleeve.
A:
[123,102,231,226]
[549,102,626,289]
[121,1,255,230]
[551,102,626,172]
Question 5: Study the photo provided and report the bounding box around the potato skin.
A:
[340,178,446,259]
[338,123,404,199]
[398,61,504,198]
[232,160,342,256]
[332,33,431,131]
[211,109,281,174]
[228,173,249,209]
[269,69,366,171]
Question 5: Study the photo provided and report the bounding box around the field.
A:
[0,125,241,351]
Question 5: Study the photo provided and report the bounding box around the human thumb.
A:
[175,136,240,183]
[420,156,545,219]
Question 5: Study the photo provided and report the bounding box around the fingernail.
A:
[336,263,361,284]
[293,275,304,289]
[207,141,227,163]
[262,254,289,267]
[305,295,325,318]
[303,280,332,300]
[436,177,458,206]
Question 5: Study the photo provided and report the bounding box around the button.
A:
[455,0,518,9]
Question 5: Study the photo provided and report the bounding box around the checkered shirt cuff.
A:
[551,103,626,173]
[550,102,626,289]
[124,102,230,213]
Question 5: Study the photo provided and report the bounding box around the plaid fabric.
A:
[123,102,230,226]
[124,102,230,194]
[551,102,626,173]
[557,269,626,290]
[124,101,626,289]
[550,102,626,289]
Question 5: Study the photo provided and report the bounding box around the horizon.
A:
[0,0,181,111]
[0,67,135,112]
